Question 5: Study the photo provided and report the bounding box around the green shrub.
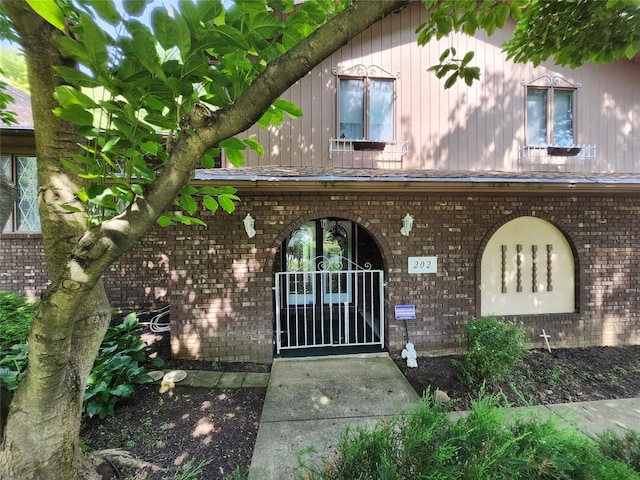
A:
[0,343,28,390]
[301,390,640,479]
[455,315,527,386]
[84,312,155,419]
[0,291,38,349]
[596,429,640,473]
[0,307,156,419]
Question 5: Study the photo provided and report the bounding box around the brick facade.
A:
[2,191,639,363]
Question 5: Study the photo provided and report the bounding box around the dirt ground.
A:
[81,327,640,479]
[396,344,640,410]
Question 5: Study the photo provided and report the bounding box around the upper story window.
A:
[335,65,398,141]
[523,75,581,147]
[1,154,40,233]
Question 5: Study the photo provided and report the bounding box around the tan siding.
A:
[232,2,639,174]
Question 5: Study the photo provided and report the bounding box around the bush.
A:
[84,312,157,419]
[596,429,640,474]
[301,390,640,479]
[0,291,38,349]
[455,315,527,386]
[0,300,156,419]
[0,343,28,390]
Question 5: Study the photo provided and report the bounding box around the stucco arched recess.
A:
[263,209,397,275]
[474,211,585,317]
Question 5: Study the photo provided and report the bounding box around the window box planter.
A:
[547,146,581,156]
[353,141,386,151]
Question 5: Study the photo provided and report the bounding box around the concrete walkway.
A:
[248,354,421,480]
[249,355,640,480]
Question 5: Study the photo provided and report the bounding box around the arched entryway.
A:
[273,217,386,356]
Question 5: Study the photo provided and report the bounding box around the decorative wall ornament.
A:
[520,75,582,88]
[516,244,523,292]
[401,213,414,236]
[332,64,400,79]
[243,213,256,238]
[531,244,538,292]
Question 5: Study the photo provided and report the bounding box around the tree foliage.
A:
[505,0,640,67]
[27,0,347,228]
[417,0,640,88]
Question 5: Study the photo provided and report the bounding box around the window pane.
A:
[369,80,394,141]
[1,155,10,178]
[286,224,316,304]
[16,156,40,231]
[527,88,547,145]
[339,79,364,139]
[1,155,12,233]
[552,90,574,146]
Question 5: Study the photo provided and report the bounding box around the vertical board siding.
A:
[232,2,639,174]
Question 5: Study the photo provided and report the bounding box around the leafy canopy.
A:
[417,0,640,88]
[31,0,343,227]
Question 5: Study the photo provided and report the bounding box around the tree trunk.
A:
[0,172,16,231]
[0,2,110,478]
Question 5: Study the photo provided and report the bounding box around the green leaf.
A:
[59,204,83,213]
[180,193,198,216]
[86,0,122,25]
[123,0,150,16]
[173,13,192,59]
[198,0,223,22]
[439,48,451,63]
[139,141,160,156]
[218,195,237,214]
[225,149,245,167]
[125,20,164,78]
[56,37,91,64]
[101,137,121,153]
[213,24,251,51]
[54,86,99,109]
[157,215,172,227]
[203,195,219,213]
[273,99,303,118]
[53,105,95,127]
[494,4,511,28]
[243,138,265,156]
[53,66,101,88]
[460,51,474,68]
[220,137,247,150]
[78,15,110,70]
[110,384,134,397]
[25,0,66,31]
[250,12,284,40]
[444,71,459,89]
[151,8,173,50]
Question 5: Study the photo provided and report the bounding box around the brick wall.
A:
[0,228,171,311]
[2,191,639,363]
[0,232,48,302]
[168,191,640,362]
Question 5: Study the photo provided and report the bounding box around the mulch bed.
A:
[82,317,640,478]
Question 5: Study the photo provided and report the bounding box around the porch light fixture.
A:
[243,213,256,238]
[401,213,414,236]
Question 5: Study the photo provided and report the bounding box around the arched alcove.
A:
[480,216,575,316]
